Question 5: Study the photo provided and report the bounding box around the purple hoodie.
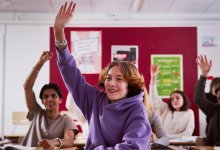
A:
[57,47,151,150]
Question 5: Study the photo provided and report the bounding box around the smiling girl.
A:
[54,1,151,149]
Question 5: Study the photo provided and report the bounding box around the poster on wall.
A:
[71,31,102,74]
[151,55,183,98]
[201,36,217,47]
[111,45,138,68]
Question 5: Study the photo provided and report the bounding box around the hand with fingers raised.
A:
[196,55,212,77]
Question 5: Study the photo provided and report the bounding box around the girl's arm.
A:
[151,112,169,146]
[149,64,167,114]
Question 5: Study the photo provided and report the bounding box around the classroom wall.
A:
[0,24,4,138]
[197,25,220,137]
[0,19,220,138]
[0,23,50,136]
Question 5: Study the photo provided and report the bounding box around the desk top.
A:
[73,139,86,147]
[169,136,197,146]
[0,143,81,150]
[169,146,213,150]
[189,146,213,150]
[0,139,85,150]
[36,147,80,150]
[4,134,25,137]
[0,139,12,146]
[170,140,195,146]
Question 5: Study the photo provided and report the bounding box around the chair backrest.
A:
[11,111,29,135]
[12,112,28,125]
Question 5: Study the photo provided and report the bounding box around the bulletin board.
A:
[70,31,102,74]
[50,27,198,135]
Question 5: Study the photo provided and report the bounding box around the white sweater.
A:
[149,82,195,139]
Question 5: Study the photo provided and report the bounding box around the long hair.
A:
[99,61,145,98]
[210,77,220,95]
[143,87,155,119]
[168,90,191,112]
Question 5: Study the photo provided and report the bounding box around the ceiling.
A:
[0,0,219,14]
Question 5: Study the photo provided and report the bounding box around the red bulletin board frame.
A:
[50,27,198,135]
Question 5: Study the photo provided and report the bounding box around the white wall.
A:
[0,24,4,138]
[0,23,50,136]
[0,14,220,138]
[197,25,220,137]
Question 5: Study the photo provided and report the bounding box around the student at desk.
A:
[195,55,220,146]
[67,89,169,146]
[149,64,195,139]
[54,1,151,149]
[205,77,220,134]
[21,51,78,149]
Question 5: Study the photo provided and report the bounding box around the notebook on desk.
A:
[169,136,197,143]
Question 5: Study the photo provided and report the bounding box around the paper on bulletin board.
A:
[151,55,183,98]
[111,45,138,69]
[71,31,102,74]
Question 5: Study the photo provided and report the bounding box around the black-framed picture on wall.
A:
[111,45,138,69]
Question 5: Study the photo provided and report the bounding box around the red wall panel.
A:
[50,27,198,135]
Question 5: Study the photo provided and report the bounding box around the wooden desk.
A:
[0,146,81,150]
[4,134,25,144]
[4,134,25,138]
[35,147,84,150]
[73,139,86,148]
[189,146,213,150]
[170,140,195,146]
[1,137,85,149]
[169,145,213,150]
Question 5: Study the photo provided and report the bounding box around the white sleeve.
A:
[149,82,167,115]
[167,110,195,139]
[66,93,87,123]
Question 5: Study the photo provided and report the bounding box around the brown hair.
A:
[99,61,145,98]
[210,77,220,95]
[215,86,220,95]
[168,90,191,112]
[39,83,62,99]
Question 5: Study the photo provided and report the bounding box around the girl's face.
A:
[170,93,184,111]
[104,66,128,102]
[42,89,61,111]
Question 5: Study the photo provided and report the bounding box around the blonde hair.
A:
[143,87,155,119]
